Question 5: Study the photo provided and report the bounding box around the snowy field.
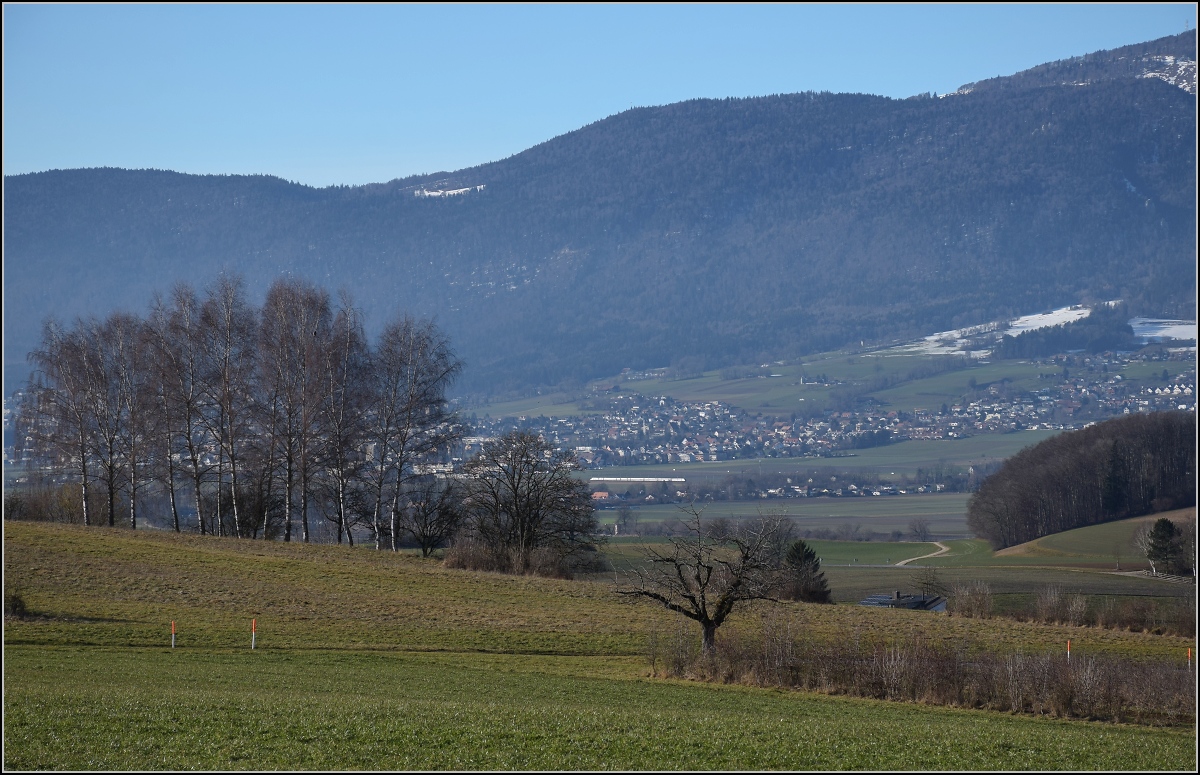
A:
[884,303,1197,358]
[888,304,1094,357]
[1130,318,1198,342]
[1002,305,1092,336]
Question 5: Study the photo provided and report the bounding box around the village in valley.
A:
[463,347,1195,490]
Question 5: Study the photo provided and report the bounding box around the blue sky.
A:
[3,3,1195,188]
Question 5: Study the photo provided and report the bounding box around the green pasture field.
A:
[607,494,972,537]
[599,537,939,576]
[867,361,1045,412]
[822,564,1193,609]
[1120,360,1184,382]
[925,511,1196,570]
[7,646,1194,771]
[472,393,600,419]
[600,512,1196,622]
[5,521,1196,770]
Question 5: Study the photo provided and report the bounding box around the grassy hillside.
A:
[4,521,1196,769]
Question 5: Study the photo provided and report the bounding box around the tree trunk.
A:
[701,621,717,653]
[78,433,91,527]
[128,461,137,530]
[166,438,180,532]
[228,444,242,538]
[191,466,205,535]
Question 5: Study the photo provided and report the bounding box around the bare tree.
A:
[146,286,215,533]
[460,430,598,573]
[910,565,949,598]
[109,312,152,529]
[87,315,129,527]
[362,316,462,551]
[908,517,932,542]
[27,319,99,526]
[616,503,637,535]
[1133,522,1156,575]
[200,274,257,537]
[316,293,370,544]
[396,476,463,557]
[619,505,786,652]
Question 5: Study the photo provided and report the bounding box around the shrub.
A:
[648,610,1195,725]
[948,582,992,618]
[4,591,28,619]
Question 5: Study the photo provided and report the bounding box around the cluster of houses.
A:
[463,350,1195,471]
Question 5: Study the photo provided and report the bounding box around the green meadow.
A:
[604,493,973,538]
[4,521,1196,770]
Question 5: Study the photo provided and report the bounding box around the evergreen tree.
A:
[781,539,832,603]
[1147,518,1183,575]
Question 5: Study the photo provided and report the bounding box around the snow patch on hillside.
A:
[1003,305,1092,336]
[886,303,1118,358]
[1130,318,1198,342]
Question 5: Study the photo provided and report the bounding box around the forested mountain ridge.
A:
[953,31,1196,95]
[4,33,1195,395]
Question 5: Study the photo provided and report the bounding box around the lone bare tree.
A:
[908,517,932,542]
[619,505,786,652]
[460,430,598,574]
[397,476,463,557]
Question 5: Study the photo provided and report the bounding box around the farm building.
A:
[859,590,947,612]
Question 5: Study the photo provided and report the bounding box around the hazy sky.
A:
[4,3,1195,188]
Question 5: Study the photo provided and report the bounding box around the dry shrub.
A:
[443,537,573,579]
[648,609,1195,726]
[949,582,992,618]
[1065,594,1088,627]
[442,536,502,572]
[4,590,29,619]
[1035,585,1064,622]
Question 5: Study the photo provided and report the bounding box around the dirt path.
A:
[895,541,950,566]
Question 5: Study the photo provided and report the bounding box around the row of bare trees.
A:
[18,275,462,548]
[966,412,1195,549]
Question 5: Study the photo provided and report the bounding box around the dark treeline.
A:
[967,412,1195,549]
[13,274,463,550]
[992,303,1141,360]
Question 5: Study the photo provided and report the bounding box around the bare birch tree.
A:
[200,274,257,538]
[363,316,462,550]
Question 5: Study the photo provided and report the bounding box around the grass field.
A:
[612,493,973,537]
[7,646,1194,771]
[4,521,1197,770]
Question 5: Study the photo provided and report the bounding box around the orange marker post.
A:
[1188,648,1192,670]
[251,618,257,650]
[171,620,176,649]
[1067,639,1071,663]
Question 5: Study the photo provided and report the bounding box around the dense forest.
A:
[4,33,1195,395]
[966,412,1196,549]
[992,303,1142,359]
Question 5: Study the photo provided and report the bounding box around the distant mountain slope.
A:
[4,33,1195,395]
[954,31,1197,95]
